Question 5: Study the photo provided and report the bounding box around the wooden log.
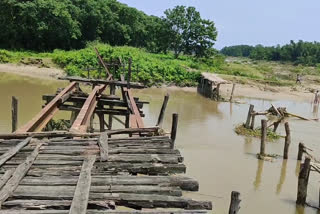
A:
[170,114,178,149]
[127,58,132,89]
[298,142,305,161]
[0,137,32,167]
[245,105,254,128]
[273,121,280,132]
[20,175,199,191]
[260,120,267,156]
[156,94,170,128]
[59,77,145,89]
[0,143,43,206]
[110,84,116,95]
[229,84,236,102]
[228,191,241,214]
[283,122,291,159]
[106,127,159,136]
[0,169,14,190]
[69,155,96,214]
[11,96,18,133]
[250,113,255,130]
[98,133,108,161]
[296,157,311,205]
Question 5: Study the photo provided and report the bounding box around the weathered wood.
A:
[0,143,43,206]
[127,58,132,89]
[0,132,100,139]
[20,175,199,191]
[283,122,291,159]
[0,169,15,190]
[250,113,255,130]
[228,191,241,214]
[260,120,267,156]
[271,104,282,117]
[170,114,178,149]
[156,94,170,128]
[16,82,77,133]
[69,155,96,214]
[298,142,305,161]
[59,77,145,89]
[273,121,280,132]
[245,105,254,128]
[98,133,108,161]
[296,157,311,205]
[11,96,18,133]
[106,127,159,136]
[229,84,236,102]
[0,137,32,167]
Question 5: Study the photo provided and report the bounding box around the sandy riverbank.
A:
[0,63,317,103]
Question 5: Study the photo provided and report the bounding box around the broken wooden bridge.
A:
[0,54,212,213]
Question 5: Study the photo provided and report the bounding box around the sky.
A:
[118,0,320,49]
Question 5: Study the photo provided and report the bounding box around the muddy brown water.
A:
[1,72,320,214]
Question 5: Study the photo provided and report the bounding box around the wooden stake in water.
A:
[283,122,291,159]
[245,105,254,128]
[156,94,170,128]
[296,157,311,205]
[11,96,18,133]
[170,113,179,149]
[297,142,305,161]
[229,191,241,214]
[229,84,236,102]
[260,119,267,156]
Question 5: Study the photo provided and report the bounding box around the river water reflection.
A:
[1,73,320,214]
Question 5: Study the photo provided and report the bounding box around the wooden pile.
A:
[0,135,212,213]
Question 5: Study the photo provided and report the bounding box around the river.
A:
[0,72,320,214]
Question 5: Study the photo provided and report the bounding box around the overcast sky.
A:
[118,0,320,49]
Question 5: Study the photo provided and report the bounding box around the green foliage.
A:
[163,6,217,58]
[221,41,320,66]
[235,124,281,141]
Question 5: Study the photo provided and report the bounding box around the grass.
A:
[0,45,319,87]
[234,124,281,141]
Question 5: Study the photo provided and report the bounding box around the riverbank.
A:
[1,62,317,103]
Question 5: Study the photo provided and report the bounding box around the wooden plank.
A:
[127,90,144,128]
[94,48,113,80]
[59,77,145,89]
[16,82,77,133]
[0,142,43,206]
[0,169,15,190]
[97,133,108,161]
[0,137,32,167]
[70,85,106,133]
[0,132,100,139]
[69,155,96,214]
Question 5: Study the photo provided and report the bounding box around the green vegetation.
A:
[221,41,320,66]
[235,124,281,141]
[0,0,217,59]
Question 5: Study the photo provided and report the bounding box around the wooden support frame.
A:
[70,85,106,133]
[16,82,78,133]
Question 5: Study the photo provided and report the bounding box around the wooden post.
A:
[260,119,267,156]
[127,58,132,89]
[11,96,18,133]
[273,121,280,132]
[298,142,305,161]
[245,105,254,128]
[283,122,291,159]
[110,84,116,95]
[170,113,178,149]
[228,191,241,214]
[156,94,170,127]
[216,83,221,99]
[229,84,236,102]
[125,114,130,128]
[296,157,311,205]
[250,113,255,130]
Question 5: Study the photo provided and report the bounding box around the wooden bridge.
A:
[0,52,213,213]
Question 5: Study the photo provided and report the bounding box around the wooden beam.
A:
[0,132,100,140]
[94,48,113,80]
[69,155,96,214]
[70,85,106,133]
[0,169,15,190]
[0,137,32,167]
[0,142,43,206]
[59,77,145,89]
[98,133,108,161]
[16,82,77,133]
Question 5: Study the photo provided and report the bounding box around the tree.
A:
[163,6,217,58]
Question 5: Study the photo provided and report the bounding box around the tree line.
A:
[220,41,320,66]
[0,0,217,58]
